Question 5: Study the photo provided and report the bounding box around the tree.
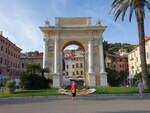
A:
[26,64,41,74]
[106,68,121,86]
[119,70,129,86]
[106,68,129,86]
[26,64,49,77]
[111,0,150,89]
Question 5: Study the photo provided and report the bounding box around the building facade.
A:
[63,50,85,78]
[20,52,43,72]
[105,49,129,72]
[105,54,128,72]
[128,36,150,79]
[0,32,22,81]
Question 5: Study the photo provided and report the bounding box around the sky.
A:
[0,0,150,52]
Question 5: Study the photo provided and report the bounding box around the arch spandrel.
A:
[60,39,88,52]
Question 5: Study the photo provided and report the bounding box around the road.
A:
[0,94,150,113]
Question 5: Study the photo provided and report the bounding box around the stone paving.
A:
[0,94,150,113]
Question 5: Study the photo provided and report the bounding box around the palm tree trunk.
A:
[135,9,150,89]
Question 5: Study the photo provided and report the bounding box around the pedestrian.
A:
[138,80,144,97]
[71,81,77,100]
[15,77,20,89]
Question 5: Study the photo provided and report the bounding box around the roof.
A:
[128,36,150,54]
[0,34,22,51]
[31,54,43,59]
[21,53,43,59]
[145,36,150,41]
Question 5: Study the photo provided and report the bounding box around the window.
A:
[66,65,69,69]
[5,48,7,53]
[76,71,79,75]
[73,72,75,75]
[80,63,83,68]
[76,63,78,68]
[72,65,74,68]
[80,71,83,75]
[66,72,68,76]
[120,64,122,68]
[8,49,10,55]
[22,63,24,68]
[1,46,3,51]
[0,57,2,64]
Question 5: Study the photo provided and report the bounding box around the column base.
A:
[100,72,108,86]
[88,72,96,87]
[52,73,61,88]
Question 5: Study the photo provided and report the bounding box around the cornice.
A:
[39,25,106,32]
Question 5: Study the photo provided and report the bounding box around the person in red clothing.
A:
[71,81,77,100]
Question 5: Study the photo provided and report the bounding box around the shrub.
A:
[20,73,50,90]
[5,80,16,94]
[106,69,128,86]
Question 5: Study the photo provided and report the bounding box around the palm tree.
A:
[111,0,150,89]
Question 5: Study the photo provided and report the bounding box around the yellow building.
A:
[128,36,150,78]
[63,50,85,79]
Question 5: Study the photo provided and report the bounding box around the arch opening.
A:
[62,41,86,86]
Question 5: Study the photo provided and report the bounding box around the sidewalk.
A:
[0,94,150,113]
[1,93,150,105]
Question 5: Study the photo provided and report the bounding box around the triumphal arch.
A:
[40,17,107,88]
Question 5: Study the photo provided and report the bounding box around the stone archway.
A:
[40,17,108,88]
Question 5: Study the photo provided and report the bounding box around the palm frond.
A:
[112,0,129,21]
[111,0,148,22]
[111,0,124,13]
[129,7,134,22]
[121,2,129,21]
